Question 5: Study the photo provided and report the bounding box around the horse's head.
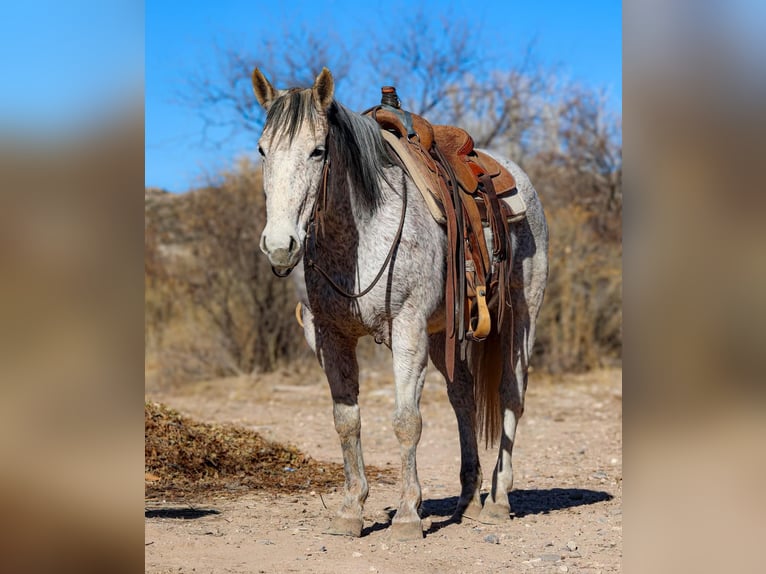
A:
[252,67,335,277]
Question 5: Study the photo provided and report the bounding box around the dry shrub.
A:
[520,87,622,372]
[145,160,308,387]
[534,205,622,373]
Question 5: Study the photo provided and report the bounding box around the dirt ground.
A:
[145,362,622,573]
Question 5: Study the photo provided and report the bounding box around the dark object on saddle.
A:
[365,87,526,381]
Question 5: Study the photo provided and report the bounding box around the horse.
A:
[252,67,548,540]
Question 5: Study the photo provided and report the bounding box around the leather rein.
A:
[304,156,408,300]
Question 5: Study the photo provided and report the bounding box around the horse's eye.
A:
[258,145,265,157]
[310,146,325,159]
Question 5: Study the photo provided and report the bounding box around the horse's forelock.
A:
[264,89,319,146]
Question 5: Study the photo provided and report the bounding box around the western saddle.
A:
[364,87,527,381]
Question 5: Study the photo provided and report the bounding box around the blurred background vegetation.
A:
[145,16,621,387]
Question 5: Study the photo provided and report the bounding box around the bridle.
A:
[304,153,408,300]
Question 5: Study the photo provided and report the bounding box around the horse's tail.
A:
[470,324,503,448]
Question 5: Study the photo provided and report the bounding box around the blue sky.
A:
[147,0,622,192]
[0,1,142,135]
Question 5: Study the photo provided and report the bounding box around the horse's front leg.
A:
[389,313,429,540]
[315,329,368,537]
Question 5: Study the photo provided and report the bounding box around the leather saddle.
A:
[365,96,527,381]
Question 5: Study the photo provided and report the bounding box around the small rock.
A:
[352,551,362,558]
[484,534,500,544]
[541,553,560,562]
[319,545,327,552]
[566,540,578,551]
[559,566,569,573]
[545,541,554,547]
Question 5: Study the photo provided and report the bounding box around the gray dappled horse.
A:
[253,68,548,540]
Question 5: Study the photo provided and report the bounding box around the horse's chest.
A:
[306,284,398,342]
[304,206,444,342]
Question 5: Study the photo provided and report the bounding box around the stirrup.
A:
[467,285,491,340]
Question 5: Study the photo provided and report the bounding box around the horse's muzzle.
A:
[267,244,302,277]
[271,264,296,278]
[261,228,303,276]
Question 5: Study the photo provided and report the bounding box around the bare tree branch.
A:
[177,26,351,147]
[368,9,482,119]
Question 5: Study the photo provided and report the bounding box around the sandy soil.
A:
[145,363,622,573]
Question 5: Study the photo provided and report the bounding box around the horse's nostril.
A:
[288,235,297,254]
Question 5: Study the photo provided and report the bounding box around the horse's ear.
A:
[312,67,334,110]
[252,68,278,110]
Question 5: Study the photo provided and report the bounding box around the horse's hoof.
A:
[390,519,424,541]
[325,516,363,537]
[452,498,483,521]
[477,501,511,524]
[461,499,484,520]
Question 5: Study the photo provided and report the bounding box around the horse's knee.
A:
[392,406,422,446]
[333,403,361,438]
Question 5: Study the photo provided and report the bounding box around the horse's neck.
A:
[324,171,389,236]
[312,170,395,264]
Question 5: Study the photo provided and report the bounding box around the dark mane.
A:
[264,89,393,213]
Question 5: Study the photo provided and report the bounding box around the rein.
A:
[305,158,408,300]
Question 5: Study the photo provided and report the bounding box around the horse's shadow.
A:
[362,488,613,536]
[145,507,220,520]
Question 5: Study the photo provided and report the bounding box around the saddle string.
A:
[305,157,408,300]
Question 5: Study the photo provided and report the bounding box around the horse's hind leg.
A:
[479,299,537,524]
[428,333,483,520]
[389,314,430,540]
[316,331,368,537]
